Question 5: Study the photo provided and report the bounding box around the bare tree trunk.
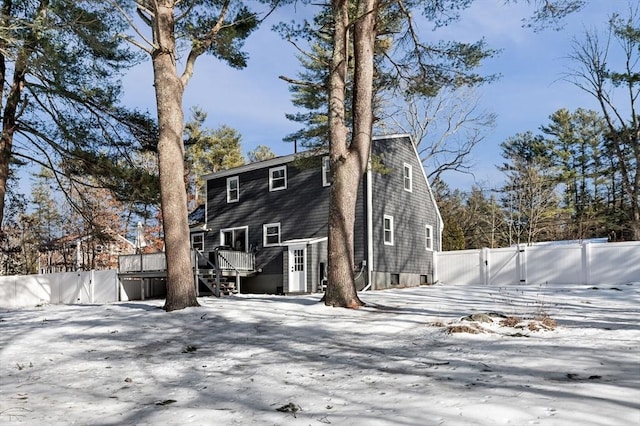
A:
[152,2,198,311]
[325,0,376,308]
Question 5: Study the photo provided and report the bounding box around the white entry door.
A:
[288,244,306,292]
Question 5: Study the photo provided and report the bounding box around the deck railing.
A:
[118,252,167,273]
[216,249,255,272]
[118,250,255,274]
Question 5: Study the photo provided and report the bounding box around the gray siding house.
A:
[194,134,442,294]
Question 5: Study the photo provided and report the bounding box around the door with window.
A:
[288,244,306,292]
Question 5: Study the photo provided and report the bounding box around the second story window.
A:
[403,163,413,192]
[270,166,287,191]
[227,176,239,203]
[322,156,331,187]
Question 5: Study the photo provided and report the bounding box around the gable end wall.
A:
[370,135,440,287]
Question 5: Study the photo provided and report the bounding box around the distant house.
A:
[193,134,442,294]
[39,230,136,274]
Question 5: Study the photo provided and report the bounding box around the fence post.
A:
[482,247,490,285]
[582,242,591,286]
[518,245,527,284]
[90,270,95,303]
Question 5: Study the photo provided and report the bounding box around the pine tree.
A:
[0,0,156,229]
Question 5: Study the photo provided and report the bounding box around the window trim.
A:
[269,166,287,191]
[191,232,205,252]
[220,226,249,252]
[322,156,331,187]
[263,222,281,247]
[403,163,413,192]
[383,214,394,246]
[425,224,433,251]
[226,176,239,203]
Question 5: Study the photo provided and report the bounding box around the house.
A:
[193,134,443,294]
[39,230,136,274]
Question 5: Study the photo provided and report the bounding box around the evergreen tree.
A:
[278,0,582,306]
[247,145,277,163]
[541,108,609,239]
[464,187,508,249]
[0,0,157,229]
[432,179,466,250]
[184,107,245,206]
[499,132,564,244]
[117,0,275,311]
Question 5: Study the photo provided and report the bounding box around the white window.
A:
[220,226,248,251]
[383,215,394,246]
[191,233,205,251]
[227,176,239,203]
[263,223,281,247]
[322,156,331,187]
[425,225,433,251]
[403,163,412,192]
[269,166,287,191]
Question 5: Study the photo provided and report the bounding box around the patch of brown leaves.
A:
[446,324,483,334]
[499,316,522,327]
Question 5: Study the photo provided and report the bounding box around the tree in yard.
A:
[114,1,273,311]
[541,108,610,239]
[432,178,510,250]
[279,7,497,185]
[381,86,496,183]
[184,107,245,206]
[247,145,277,163]
[0,0,156,230]
[0,191,27,275]
[565,5,640,240]
[499,132,565,245]
[431,179,466,250]
[1,193,41,275]
[280,0,582,307]
[464,186,508,249]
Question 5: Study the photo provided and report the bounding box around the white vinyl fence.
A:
[435,241,640,286]
[0,270,120,309]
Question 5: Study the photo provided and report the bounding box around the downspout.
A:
[366,151,374,290]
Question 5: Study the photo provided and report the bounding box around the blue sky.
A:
[121,0,630,192]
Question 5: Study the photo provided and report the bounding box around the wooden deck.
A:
[117,249,256,297]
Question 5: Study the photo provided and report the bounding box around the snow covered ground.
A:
[1,283,638,425]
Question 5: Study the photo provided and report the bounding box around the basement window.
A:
[390,273,400,286]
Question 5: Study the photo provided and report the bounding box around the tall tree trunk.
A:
[0,0,47,228]
[325,0,376,308]
[0,0,10,229]
[152,2,198,311]
[0,53,28,228]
